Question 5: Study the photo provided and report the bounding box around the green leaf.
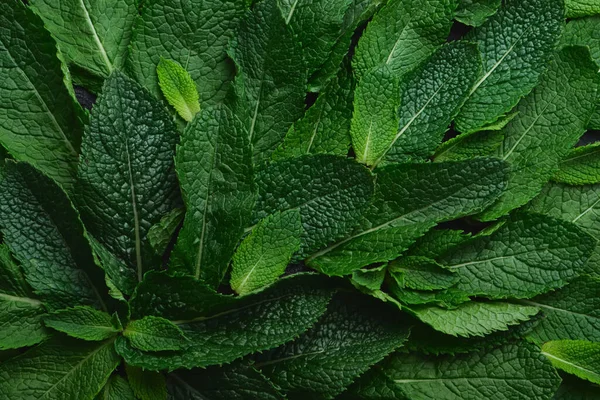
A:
[170,105,254,287]
[231,210,302,295]
[552,374,600,400]
[455,0,501,26]
[388,282,470,308]
[126,364,167,400]
[354,342,561,400]
[373,42,482,166]
[76,71,180,285]
[0,0,83,189]
[147,208,184,257]
[406,301,539,337]
[477,47,600,220]
[254,155,374,258]
[566,0,600,18]
[405,229,472,259]
[433,129,503,162]
[29,0,136,78]
[352,264,387,291]
[124,316,189,352]
[542,340,600,385]
[274,61,355,159]
[256,293,410,399]
[554,143,600,185]
[167,363,283,400]
[352,0,455,79]
[439,213,596,299]
[229,0,306,164]
[126,0,246,106]
[157,58,201,122]
[96,375,136,400]
[116,275,333,371]
[0,161,108,310]
[307,158,509,276]
[44,306,120,341]
[454,0,563,134]
[388,257,458,291]
[0,337,120,400]
[520,276,600,343]
[89,237,137,297]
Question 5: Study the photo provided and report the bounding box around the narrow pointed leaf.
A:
[542,340,600,385]
[455,0,501,26]
[147,208,184,257]
[44,306,120,341]
[388,257,458,291]
[157,58,200,122]
[554,143,600,185]
[124,316,188,352]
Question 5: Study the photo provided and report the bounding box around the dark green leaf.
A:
[44,306,120,341]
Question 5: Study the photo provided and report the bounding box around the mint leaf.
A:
[44,306,120,341]
[254,155,374,258]
[542,340,600,385]
[76,71,180,285]
[170,105,254,287]
[96,375,135,400]
[478,47,600,220]
[0,0,83,189]
[406,301,540,337]
[455,0,563,133]
[352,0,455,79]
[147,208,184,257]
[256,294,410,399]
[566,0,600,18]
[307,158,508,276]
[0,337,120,400]
[126,0,245,106]
[229,0,306,164]
[388,257,458,291]
[231,210,302,295]
[554,143,600,185]
[433,129,503,162]
[157,58,201,122]
[455,0,501,26]
[126,364,167,400]
[405,229,472,259]
[29,0,136,79]
[124,316,189,352]
[0,161,108,310]
[439,213,596,299]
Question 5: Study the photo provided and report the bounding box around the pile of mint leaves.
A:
[1,0,600,398]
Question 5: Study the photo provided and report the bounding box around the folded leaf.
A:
[566,0,600,18]
[254,155,374,257]
[76,72,180,286]
[0,161,108,310]
[388,282,470,308]
[147,208,184,257]
[44,306,121,341]
[96,375,136,400]
[0,0,83,189]
[542,340,600,385]
[124,316,188,352]
[29,0,136,78]
[0,337,120,400]
[478,47,600,220]
[307,158,509,275]
[352,0,455,79]
[126,364,167,400]
[455,0,501,26]
[231,210,302,295]
[229,0,306,164]
[455,0,563,133]
[170,105,254,286]
[554,143,600,185]
[157,58,200,122]
[126,0,246,106]
[440,213,596,299]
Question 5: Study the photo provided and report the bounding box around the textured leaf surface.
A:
[478,47,600,220]
[0,161,108,309]
[0,337,120,400]
[376,42,481,165]
[566,0,600,17]
[76,72,180,286]
[0,0,83,189]
[439,213,596,299]
[96,375,135,400]
[368,342,561,400]
[455,0,501,26]
[44,306,120,341]
[126,365,167,400]
[434,129,503,162]
[388,257,458,291]
[147,208,184,257]
[124,316,188,352]
[254,155,373,258]
[554,143,600,185]
[352,0,455,79]
[231,210,301,295]
[157,58,200,122]
[406,301,539,337]
[29,0,136,78]
[542,340,600,385]
[127,0,246,106]
[171,105,254,286]
[307,158,508,275]
[230,0,306,163]
[455,0,563,133]
[257,294,409,398]
[405,229,472,260]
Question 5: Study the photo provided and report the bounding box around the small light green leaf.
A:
[126,364,167,400]
[351,264,387,292]
[44,306,121,341]
[96,375,136,400]
[388,257,458,291]
[542,340,600,385]
[231,210,302,295]
[157,58,201,122]
[124,316,189,352]
[566,0,600,18]
[455,0,501,26]
[433,129,503,162]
